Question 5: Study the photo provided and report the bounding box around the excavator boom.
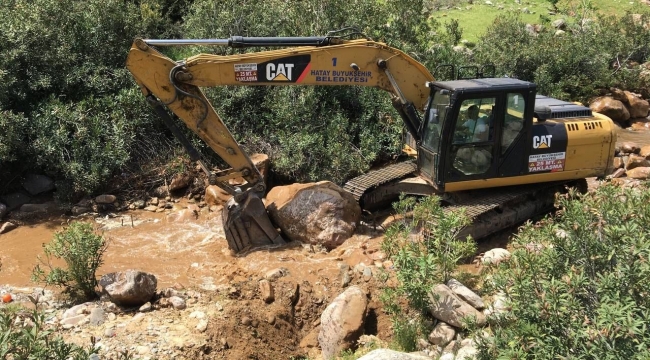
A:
[126,33,435,253]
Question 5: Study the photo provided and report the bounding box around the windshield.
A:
[421,87,450,150]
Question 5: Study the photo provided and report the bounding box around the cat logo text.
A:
[533,135,552,149]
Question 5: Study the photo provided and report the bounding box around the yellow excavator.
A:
[125,29,617,253]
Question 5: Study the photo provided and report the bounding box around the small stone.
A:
[196,319,208,333]
[89,307,105,326]
[609,168,626,179]
[220,338,229,348]
[267,314,276,325]
[60,314,86,326]
[136,345,150,355]
[362,267,372,281]
[105,327,116,337]
[139,302,152,312]
[189,311,206,319]
[265,268,288,280]
[215,302,224,311]
[89,354,100,360]
[169,296,186,310]
[107,313,116,321]
[259,280,275,303]
[241,316,252,326]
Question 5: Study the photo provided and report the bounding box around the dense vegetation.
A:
[0,0,648,201]
[379,182,650,358]
[476,183,650,359]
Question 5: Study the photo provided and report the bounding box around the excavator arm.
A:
[125,33,435,253]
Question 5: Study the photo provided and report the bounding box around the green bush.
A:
[32,222,108,300]
[380,195,476,350]
[472,10,650,102]
[477,183,650,359]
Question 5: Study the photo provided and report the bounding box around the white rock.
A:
[447,279,485,309]
[318,286,368,359]
[428,322,456,346]
[169,296,186,310]
[196,319,209,332]
[439,353,455,360]
[189,311,206,319]
[428,284,486,328]
[481,248,511,265]
[456,344,478,360]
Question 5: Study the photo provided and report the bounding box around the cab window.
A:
[501,93,525,154]
[451,97,496,176]
[452,98,496,144]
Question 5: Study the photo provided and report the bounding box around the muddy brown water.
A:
[1,127,648,289]
[0,207,368,290]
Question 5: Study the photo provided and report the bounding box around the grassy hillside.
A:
[435,0,645,41]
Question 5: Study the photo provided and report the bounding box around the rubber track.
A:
[343,160,418,200]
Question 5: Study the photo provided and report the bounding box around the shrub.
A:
[380,195,476,350]
[32,222,108,300]
[477,183,650,359]
[472,9,650,102]
[0,304,98,359]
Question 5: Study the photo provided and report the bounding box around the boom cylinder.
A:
[143,36,337,47]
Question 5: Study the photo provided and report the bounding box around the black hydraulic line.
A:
[228,36,335,48]
[391,99,421,142]
[146,96,202,162]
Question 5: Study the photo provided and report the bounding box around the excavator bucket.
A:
[222,192,286,253]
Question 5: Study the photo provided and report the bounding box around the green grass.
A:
[432,0,644,42]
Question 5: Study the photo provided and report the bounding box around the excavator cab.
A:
[418,78,537,192]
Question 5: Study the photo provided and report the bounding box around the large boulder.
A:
[266,181,360,250]
[99,270,157,306]
[590,97,630,124]
[22,174,55,196]
[625,91,650,118]
[318,285,368,360]
[428,284,486,328]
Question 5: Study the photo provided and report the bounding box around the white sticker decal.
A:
[529,152,565,172]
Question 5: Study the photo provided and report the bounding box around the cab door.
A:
[443,94,503,183]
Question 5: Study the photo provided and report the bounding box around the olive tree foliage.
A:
[471,10,650,102]
[180,0,443,184]
[0,0,173,198]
